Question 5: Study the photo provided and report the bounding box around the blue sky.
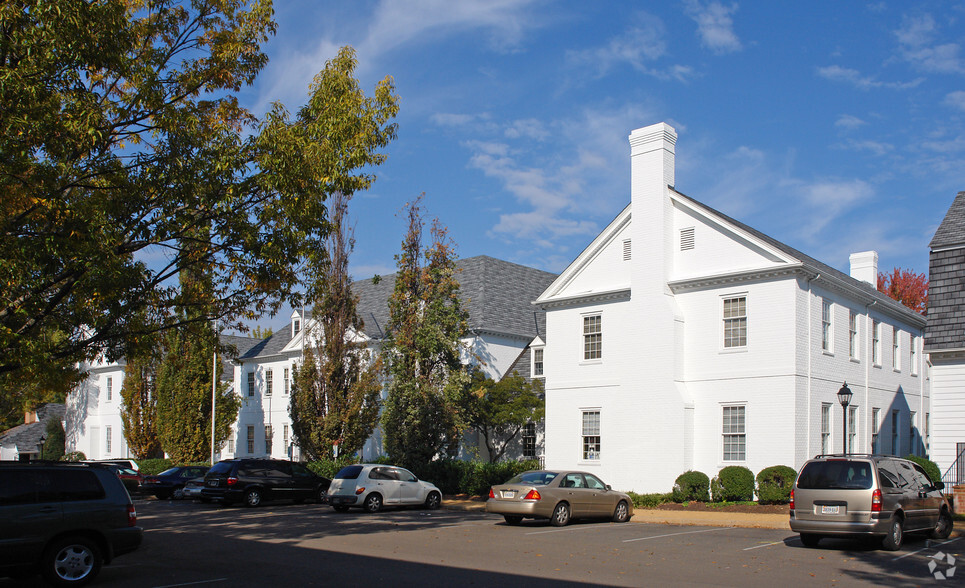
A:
[241,0,965,327]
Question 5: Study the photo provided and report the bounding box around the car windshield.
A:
[797,460,873,489]
[334,465,364,480]
[505,471,558,486]
[158,468,179,476]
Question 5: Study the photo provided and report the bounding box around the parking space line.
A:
[153,578,228,588]
[525,525,619,536]
[892,537,960,561]
[622,527,728,543]
[743,539,793,551]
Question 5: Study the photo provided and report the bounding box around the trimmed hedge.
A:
[711,466,754,502]
[904,455,942,485]
[628,492,672,509]
[137,458,209,476]
[756,465,797,504]
[671,470,710,502]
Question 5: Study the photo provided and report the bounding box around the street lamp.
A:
[837,382,853,454]
[38,434,46,461]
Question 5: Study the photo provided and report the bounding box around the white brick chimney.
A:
[629,122,676,294]
[849,251,878,286]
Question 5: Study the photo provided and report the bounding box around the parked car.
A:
[0,462,143,586]
[98,465,143,495]
[789,454,954,550]
[200,458,330,507]
[486,470,633,527]
[83,459,140,473]
[328,464,442,513]
[141,466,210,500]
[182,477,205,500]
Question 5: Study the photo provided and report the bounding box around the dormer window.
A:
[293,318,301,337]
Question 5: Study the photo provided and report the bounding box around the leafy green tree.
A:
[458,370,544,463]
[120,347,163,459]
[381,199,470,468]
[289,192,382,461]
[0,1,399,413]
[41,417,65,461]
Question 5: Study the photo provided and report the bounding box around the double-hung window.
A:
[583,315,602,360]
[284,367,290,394]
[247,372,255,397]
[848,311,858,359]
[265,370,273,396]
[891,410,899,455]
[106,425,112,454]
[911,336,918,375]
[246,425,255,454]
[848,406,858,454]
[723,297,747,348]
[892,327,900,370]
[522,422,537,459]
[871,408,880,452]
[265,424,272,455]
[581,411,601,460]
[820,403,831,454]
[106,377,113,401]
[821,299,833,352]
[872,320,881,365]
[533,348,544,377]
[722,405,746,461]
[909,411,916,456]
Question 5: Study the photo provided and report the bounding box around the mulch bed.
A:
[656,501,789,515]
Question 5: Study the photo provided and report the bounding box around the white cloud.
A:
[943,91,965,111]
[816,65,923,90]
[894,14,965,74]
[505,118,549,140]
[684,0,743,55]
[840,139,894,156]
[794,179,874,235]
[835,114,867,130]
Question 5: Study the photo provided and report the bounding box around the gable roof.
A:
[241,256,557,360]
[0,403,65,453]
[930,191,965,249]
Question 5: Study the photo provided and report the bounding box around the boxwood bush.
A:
[628,492,673,509]
[711,466,754,502]
[671,470,710,502]
[904,455,942,485]
[756,465,797,504]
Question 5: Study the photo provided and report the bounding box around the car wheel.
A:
[503,515,523,526]
[799,533,821,548]
[931,509,953,540]
[424,491,441,510]
[550,502,570,527]
[317,488,329,504]
[363,493,383,513]
[42,536,102,587]
[172,486,185,500]
[881,515,904,551]
[612,500,630,523]
[332,505,350,513]
[245,488,263,508]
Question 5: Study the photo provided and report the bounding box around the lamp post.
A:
[837,382,853,454]
[38,434,46,461]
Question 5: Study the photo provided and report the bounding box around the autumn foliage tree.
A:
[119,346,164,459]
[381,199,470,469]
[877,267,928,314]
[0,2,399,413]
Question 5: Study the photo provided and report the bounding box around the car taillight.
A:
[355,487,366,495]
[226,476,238,487]
[871,489,882,512]
[523,489,541,501]
[128,504,137,527]
[789,489,794,511]
[489,488,495,499]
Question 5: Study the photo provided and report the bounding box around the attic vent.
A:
[680,227,695,251]
[622,239,631,261]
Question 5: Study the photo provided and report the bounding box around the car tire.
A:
[42,535,103,587]
[317,488,329,504]
[503,515,523,526]
[172,486,185,500]
[364,493,383,513]
[799,533,821,548]
[881,515,903,551]
[332,505,350,513]
[612,500,630,523]
[931,509,953,540]
[550,502,570,527]
[245,488,263,508]
[424,491,441,510]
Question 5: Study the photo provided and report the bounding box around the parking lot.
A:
[4,499,961,587]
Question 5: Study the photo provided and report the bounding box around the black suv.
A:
[0,462,143,586]
[201,458,331,507]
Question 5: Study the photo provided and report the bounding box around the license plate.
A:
[821,505,840,515]
[207,480,218,487]
[501,490,516,499]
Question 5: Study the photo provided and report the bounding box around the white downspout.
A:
[806,274,820,461]
[865,301,877,452]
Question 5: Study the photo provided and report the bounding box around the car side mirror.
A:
[606,484,611,491]
[933,481,945,491]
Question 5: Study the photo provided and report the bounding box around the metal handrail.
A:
[940,446,965,486]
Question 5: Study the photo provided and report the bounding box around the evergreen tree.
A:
[381,198,469,468]
[289,192,382,460]
[457,370,544,463]
[120,346,163,459]
[41,417,65,461]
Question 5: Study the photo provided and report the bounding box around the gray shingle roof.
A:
[0,403,65,453]
[930,191,965,249]
[672,188,925,325]
[241,256,557,359]
[220,335,263,378]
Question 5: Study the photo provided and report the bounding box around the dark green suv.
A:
[0,462,143,586]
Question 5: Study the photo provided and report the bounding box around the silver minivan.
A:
[789,454,953,550]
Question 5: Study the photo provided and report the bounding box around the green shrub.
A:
[672,470,710,502]
[711,466,754,502]
[136,458,209,476]
[306,456,363,479]
[904,455,942,484]
[62,451,86,462]
[629,492,672,509]
[756,465,797,504]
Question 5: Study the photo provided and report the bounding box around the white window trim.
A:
[720,402,747,464]
[579,408,602,463]
[531,346,545,379]
[911,335,919,376]
[871,319,881,367]
[821,299,833,355]
[892,327,901,372]
[820,403,832,455]
[848,310,859,362]
[580,312,603,364]
[720,293,748,353]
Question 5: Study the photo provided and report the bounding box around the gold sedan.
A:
[486,470,633,526]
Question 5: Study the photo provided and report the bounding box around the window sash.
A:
[872,321,880,364]
[722,406,746,461]
[582,411,601,460]
[723,297,747,348]
[820,404,831,454]
[848,406,857,453]
[266,370,273,396]
[892,327,899,369]
[247,372,255,397]
[848,312,858,358]
[583,316,601,360]
[247,425,254,454]
[822,300,832,351]
[533,349,544,376]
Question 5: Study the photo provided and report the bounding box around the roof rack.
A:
[813,453,883,459]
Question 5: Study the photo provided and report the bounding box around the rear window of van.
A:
[334,465,364,480]
[797,460,874,490]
